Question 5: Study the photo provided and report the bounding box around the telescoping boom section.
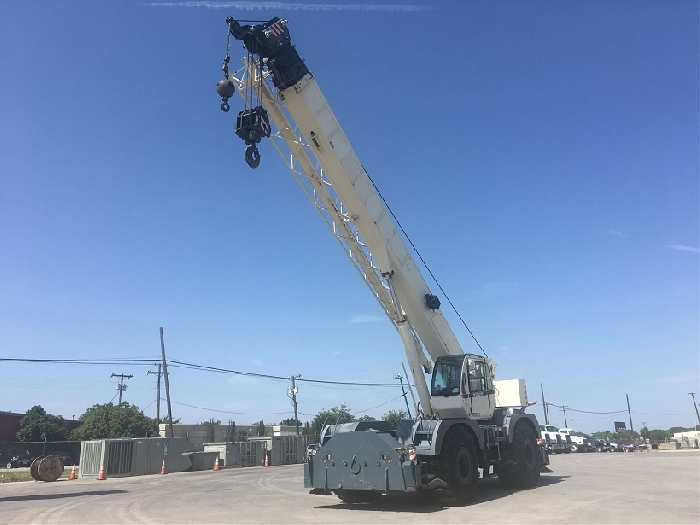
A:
[216,16,547,504]
[217,16,469,418]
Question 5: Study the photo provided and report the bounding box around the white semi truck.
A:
[539,424,573,454]
[216,16,548,504]
[558,428,590,453]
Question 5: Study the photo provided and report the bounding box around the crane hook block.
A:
[216,78,236,113]
[236,106,270,168]
[245,145,261,169]
[235,106,272,145]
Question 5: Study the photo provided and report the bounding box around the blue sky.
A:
[1,0,698,435]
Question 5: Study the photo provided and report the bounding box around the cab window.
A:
[431,362,460,396]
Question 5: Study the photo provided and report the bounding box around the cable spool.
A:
[30,455,64,482]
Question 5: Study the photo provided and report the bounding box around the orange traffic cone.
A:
[264,453,269,467]
[160,459,167,474]
[98,464,106,480]
[214,457,220,471]
[69,465,77,480]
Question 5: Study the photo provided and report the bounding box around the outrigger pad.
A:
[235,106,272,145]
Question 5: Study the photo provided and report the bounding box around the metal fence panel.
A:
[79,441,104,478]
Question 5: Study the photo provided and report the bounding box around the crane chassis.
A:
[216,16,548,504]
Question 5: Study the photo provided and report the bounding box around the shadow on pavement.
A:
[314,474,569,512]
[0,490,128,503]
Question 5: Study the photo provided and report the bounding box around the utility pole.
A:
[147,363,163,422]
[626,394,634,433]
[394,373,412,419]
[689,392,700,428]
[401,362,418,416]
[540,383,549,425]
[160,327,174,438]
[111,373,133,404]
[560,406,568,428]
[288,374,301,435]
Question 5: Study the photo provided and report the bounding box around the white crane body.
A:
[216,16,548,502]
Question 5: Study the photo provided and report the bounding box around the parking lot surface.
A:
[1,450,698,524]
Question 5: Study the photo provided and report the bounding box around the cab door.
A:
[461,358,495,420]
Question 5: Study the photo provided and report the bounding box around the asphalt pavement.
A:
[0,450,698,524]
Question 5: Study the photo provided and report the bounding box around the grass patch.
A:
[0,471,33,483]
[0,467,76,483]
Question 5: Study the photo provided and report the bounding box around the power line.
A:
[172,401,247,414]
[544,402,628,415]
[1,356,397,388]
[168,359,397,387]
[173,393,405,419]
[1,358,157,365]
[366,172,487,357]
[354,394,405,415]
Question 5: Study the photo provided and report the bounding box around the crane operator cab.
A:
[430,355,496,421]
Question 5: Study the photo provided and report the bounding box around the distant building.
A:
[0,410,82,443]
[158,423,300,449]
[0,411,23,442]
[673,430,700,448]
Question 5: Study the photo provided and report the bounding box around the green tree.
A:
[225,420,236,442]
[310,404,356,437]
[254,420,265,437]
[279,417,302,427]
[382,409,408,429]
[156,416,181,425]
[17,406,68,442]
[614,430,639,442]
[200,418,220,442]
[646,429,671,443]
[358,415,375,422]
[70,403,157,440]
[668,426,693,434]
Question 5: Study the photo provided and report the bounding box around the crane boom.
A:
[219,20,465,416]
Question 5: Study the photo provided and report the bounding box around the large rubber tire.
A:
[571,444,578,453]
[498,422,541,489]
[335,490,381,504]
[439,425,479,504]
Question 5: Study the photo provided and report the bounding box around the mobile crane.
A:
[216,16,548,503]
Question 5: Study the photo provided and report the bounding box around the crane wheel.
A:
[439,425,479,504]
[498,421,541,489]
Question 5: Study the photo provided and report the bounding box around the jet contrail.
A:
[145,1,432,12]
